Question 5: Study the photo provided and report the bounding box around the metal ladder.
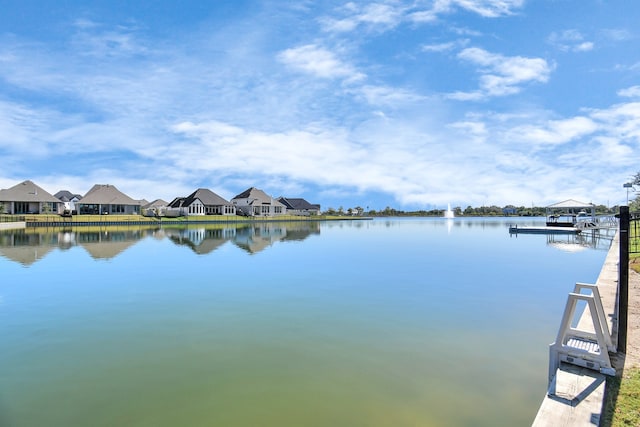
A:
[548,283,616,389]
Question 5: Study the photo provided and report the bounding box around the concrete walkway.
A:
[531,232,620,426]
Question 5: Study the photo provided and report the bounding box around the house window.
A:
[15,202,29,214]
[111,205,125,214]
[261,206,269,214]
[275,207,282,214]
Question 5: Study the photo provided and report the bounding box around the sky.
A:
[0,0,639,211]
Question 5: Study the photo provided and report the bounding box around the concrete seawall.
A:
[0,222,26,230]
[532,232,620,426]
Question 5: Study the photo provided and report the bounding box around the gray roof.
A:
[79,184,140,205]
[143,199,169,209]
[232,187,285,207]
[277,197,320,210]
[54,190,82,202]
[184,188,233,207]
[0,180,60,203]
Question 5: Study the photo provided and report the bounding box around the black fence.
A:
[631,211,640,254]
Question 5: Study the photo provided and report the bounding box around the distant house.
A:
[277,197,321,216]
[76,184,141,215]
[142,199,169,217]
[167,188,236,217]
[0,180,62,214]
[54,190,83,213]
[231,187,286,217]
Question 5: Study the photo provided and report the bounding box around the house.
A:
[276,197,321,216]
[166,188,236,217]
[142,199,169,217]
[0,180,62,214]
[54,190,83,213]
[231,187,286,217]
[76,184,141,215]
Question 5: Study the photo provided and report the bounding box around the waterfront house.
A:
[276,197,321,216]
[0,180,62,214]
[142,199,169,217]
[231,187,286,217]
[54,190,83,213]
[166,188,236,217]
[76,184,141,215]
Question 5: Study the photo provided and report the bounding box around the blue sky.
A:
[1,0,639,210]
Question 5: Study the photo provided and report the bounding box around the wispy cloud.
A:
[618,86,640,98]
[422,39,469,53]
[506,116,599,147]
[277,44,366,83]
[321,2,404,33]
[548,29,594,52]
[449,47,552,99]
[322,0,524,32]
[410,0,524,22]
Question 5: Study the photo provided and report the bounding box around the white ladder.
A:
[548,283,616,389]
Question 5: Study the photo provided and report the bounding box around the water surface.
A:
[0,218,613,426]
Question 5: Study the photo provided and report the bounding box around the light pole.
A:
[623,182,633,205]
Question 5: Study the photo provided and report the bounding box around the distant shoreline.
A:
[17,214,373,228]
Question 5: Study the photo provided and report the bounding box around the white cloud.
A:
[451,47,552,99]
[422,39,469,53]
[548,30,594,52]
[447,0,525,18]
[325,0,524,31]
[618,86,640,98]
[277,44,365,82]
[411,0,523,23]
[507,116,598,146]
[321,2,405,33]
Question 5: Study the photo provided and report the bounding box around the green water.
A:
[0,218,612,426]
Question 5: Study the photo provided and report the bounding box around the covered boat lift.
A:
[545,199,596,227]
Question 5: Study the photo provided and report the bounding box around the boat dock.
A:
[531,231,621,426]
[510,214,619,235]
[509,225,580,234]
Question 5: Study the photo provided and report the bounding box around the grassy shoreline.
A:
[15,214,367,226]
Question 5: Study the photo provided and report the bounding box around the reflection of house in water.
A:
[76,229,151,260]
[232,222,320,254]
[0,227,159,265]
[164,226,235,255]
[0,231,59,266]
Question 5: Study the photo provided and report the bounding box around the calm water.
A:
[0,218,614,426]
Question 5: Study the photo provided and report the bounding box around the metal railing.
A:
[631,211,640,254]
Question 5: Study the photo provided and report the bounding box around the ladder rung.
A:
[566,338,600,354]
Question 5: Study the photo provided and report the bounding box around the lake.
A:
[0,217,614,426]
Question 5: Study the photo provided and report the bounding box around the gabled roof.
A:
[184,188,233,207]
[54,190,83,202]
[546,199,594,209]
[277,197,319,210]
[232,187,284,206]
[79,184,139,205]
[168,197,186,208]
[143,199,169,209]
[0,180,60,203]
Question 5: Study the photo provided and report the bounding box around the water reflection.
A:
[0,222,322,265]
